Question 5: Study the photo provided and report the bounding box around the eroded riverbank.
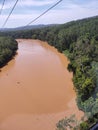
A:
[0,39,83,130]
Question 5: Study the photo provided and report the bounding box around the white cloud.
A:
[0,13,39,27]
[19,0,55,7]
[0,2,12,10]
[60,0,98,10]
[83,0,98,9]
[1,0,56,10]
[0,0,98,28]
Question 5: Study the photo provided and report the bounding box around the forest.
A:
[0,36,18,68]
[0,15,98,129]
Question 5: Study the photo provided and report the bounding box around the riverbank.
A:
[0,39,83,130]
[0,36,18,68]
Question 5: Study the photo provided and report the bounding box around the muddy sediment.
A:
[0,39,83,130]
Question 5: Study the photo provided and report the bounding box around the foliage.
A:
[56,115,80,130]
[79,122,89,130]
[56,114,89,130]
[0,36,18,67]
[0,15,98,128]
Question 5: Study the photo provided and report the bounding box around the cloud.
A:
[0,0,98,28]
[82,0,98,9]
[0,2,12,10]
[60,0,98,10]
[19,0,55,7]
[1,0,56,10]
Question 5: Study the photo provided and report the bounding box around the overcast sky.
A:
[0,0,98,28]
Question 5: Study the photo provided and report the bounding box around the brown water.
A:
[0,39,83,130]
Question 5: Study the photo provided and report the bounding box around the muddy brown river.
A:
[0,39,83,130]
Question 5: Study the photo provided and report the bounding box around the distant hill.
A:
[0,24,59,32]
[0,15,98,129]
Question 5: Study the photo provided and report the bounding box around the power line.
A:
[2,0,19,28]
[26,0,63,26]
[0,0,5,15]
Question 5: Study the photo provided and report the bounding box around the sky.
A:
[0,0,98,28]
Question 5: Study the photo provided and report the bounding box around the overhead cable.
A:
[0,0,5,15]
[2,0,19,28]
[26,0,63,26]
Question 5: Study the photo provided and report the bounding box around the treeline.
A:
[1,16,98,51]
[0,15,98,129]
[0,36,18,67]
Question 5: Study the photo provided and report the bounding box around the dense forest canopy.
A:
[0,36,18,67]
[0,15,98,129]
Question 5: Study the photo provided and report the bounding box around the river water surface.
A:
[0,39,83,130]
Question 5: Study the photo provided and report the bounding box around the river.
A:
[0,39,83,130]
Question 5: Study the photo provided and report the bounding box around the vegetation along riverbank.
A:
[0,15,98,129]
[0,36,18,68]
